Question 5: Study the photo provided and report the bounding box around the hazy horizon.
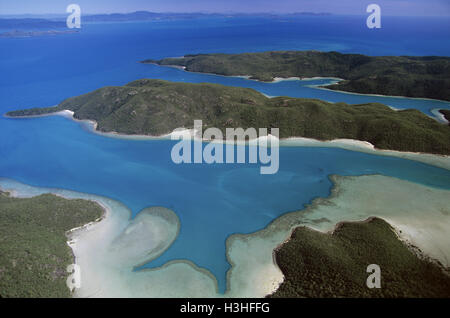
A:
[0,0,449,17]
[1,11,450,19]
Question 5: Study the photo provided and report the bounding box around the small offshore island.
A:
[1,4,450,301]
[144,51,450,101]
[3,55,450,298]
[6,79,450,155]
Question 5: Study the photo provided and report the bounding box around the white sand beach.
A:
[225,174,450,297]
[0,178,220,298]
[10,109,448,171]
[431,108,449,124]
[279,137,450,170]
[271,76,342,83]
[1,174,449,298]
[143,64,450,120]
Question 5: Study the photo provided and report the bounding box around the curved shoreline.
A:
[4,109,450,170]
[431,108,450,125]
[0,178,221,298]
[225,174,450,297]
[144,61,450,126]
[310,80,450,104]
[1,173,449,297]
[147,61,450,104]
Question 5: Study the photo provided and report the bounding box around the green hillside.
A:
[0,191,103,298]
[270,217,450,298]
[144,51,450,101]
[6,79,450,154]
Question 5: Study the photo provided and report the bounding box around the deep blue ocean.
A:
[1,15,450,292]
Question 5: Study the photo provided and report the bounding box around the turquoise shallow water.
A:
[1,16,450,293]
[1,114,449,292]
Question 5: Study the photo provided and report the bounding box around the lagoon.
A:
[1,113,450,292]
[1,16,450,293]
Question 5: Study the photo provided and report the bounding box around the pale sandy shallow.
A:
[7,110,449,171]
[431,108,449,125]
[271,76,342,83]
[1,174,449,297]
[226,174,450,297]
[0,178,218,297]
[279,138,450,171]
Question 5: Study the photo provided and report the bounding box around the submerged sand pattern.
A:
[1,173,449,297]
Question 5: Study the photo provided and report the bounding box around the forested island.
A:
[143,51,450,101]
[6,79,450,155]
[269,217,450,298]
[0,191,103,297]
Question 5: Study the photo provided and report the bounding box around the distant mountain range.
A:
[0,29,79,38]
[0,11,332,30]
[0,18,66,29]
[82,11,222,22]
[81,11,331,22]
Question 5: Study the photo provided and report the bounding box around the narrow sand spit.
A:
[0,178,219,298]
[1,174,449,297]
[226,174,450,297]
[6,110,449,170]
[279,138,450,171]
[431,108,450,125]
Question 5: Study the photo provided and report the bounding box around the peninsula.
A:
[6,79,450,154]
[270,217,450,298]
[143,51,450,101]
[0,190,103,297]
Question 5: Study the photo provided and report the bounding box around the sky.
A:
[0,0,449,16]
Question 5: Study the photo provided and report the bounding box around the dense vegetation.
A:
[6,79,450,154]
[144,51,450,101]
[270,217,450,298]
[0,191,103,297]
